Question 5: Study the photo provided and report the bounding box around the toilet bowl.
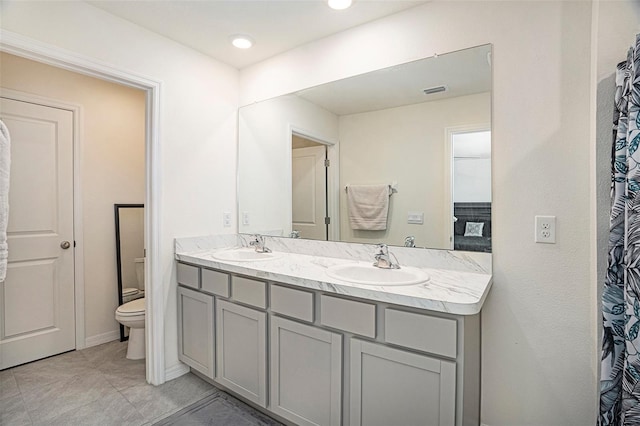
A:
[115,297,145,360]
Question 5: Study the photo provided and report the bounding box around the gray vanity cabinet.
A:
[215,298,267,407]
[177,286,215,379]
[270,316,342,426]
[350,339,456,426]
[176,261,481,426]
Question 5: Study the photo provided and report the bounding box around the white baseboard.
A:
[84,330,120,348]
[165,362,190,382]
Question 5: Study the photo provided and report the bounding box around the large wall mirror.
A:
[114,203,144,341]
[238,44,492,252]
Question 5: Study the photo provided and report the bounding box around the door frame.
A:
[1,30,165,385]
[288,125,340,241]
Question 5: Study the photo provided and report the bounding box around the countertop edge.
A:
[175,251,492,316]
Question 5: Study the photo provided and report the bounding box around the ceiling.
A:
[88,0,428,69]
[296,44,492,115]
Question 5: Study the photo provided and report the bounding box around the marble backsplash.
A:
[175,233,491,275]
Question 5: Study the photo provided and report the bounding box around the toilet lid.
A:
[122,288,139,296]
[117,298,145,315]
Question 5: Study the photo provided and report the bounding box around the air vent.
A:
[423,86,447,95]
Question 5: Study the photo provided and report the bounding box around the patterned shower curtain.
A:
[600,33,640,425]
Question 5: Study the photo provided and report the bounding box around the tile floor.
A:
[0,340,221,425]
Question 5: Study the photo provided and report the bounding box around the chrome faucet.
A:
[290,230,300,239]
[404,236,416,247]
[373,243,400,269]
[249,234,271,253]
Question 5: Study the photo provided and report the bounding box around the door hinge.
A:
[325,217,331,225]
[324,159,330,167]
[74,241,76,248]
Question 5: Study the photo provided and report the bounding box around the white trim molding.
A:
[85,330,120,348]
[165,362,191,382]
[1,29,166,385]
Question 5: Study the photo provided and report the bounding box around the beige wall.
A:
[1,52,145,344]
[339,92,490,248]
[0,0,240,376]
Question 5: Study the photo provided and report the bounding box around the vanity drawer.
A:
[320,295,376,338]
[232,276,267,309]
[385,309,457,358]
[202,269,230,297]
[271,284,314,322]
[177,263,200,289]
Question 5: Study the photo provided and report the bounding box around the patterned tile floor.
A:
[0,340,228,425]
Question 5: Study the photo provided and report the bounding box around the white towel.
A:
[0,119,10,282]
[347,184,390,231]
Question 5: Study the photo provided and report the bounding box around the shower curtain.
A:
[600,34,640,425]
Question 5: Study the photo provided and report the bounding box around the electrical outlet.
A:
[223,211,231,227]
[535,215,556,243]
[242,211,250,226]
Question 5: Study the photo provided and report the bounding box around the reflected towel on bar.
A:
[0,119,10,282]
[347,184,390,231]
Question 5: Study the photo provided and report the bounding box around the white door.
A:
[292,145,327,240]
[0,97,75,370]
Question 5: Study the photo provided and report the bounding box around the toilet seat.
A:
[116,298,145,317]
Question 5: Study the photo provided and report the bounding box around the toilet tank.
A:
[134,257,145,289]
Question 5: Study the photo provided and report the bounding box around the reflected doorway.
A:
[291,134,329,240]
[448,128,492,252]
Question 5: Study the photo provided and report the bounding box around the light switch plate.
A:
[407,211,424,224]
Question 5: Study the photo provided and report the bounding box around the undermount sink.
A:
[211,248,281,262]
[326,263,430,286]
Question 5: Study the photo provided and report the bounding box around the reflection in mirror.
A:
[451,129,491,252]
[238,44,491,252]
[292,134,329,240]
[114,204,144,341]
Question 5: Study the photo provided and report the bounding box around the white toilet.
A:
[116,257,146,360]
[115,297,146,359]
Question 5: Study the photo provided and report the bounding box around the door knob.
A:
[60,241,71,249]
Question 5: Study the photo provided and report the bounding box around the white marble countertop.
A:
[175,244,492,316]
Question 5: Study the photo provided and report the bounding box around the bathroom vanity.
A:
[175,235,492,426]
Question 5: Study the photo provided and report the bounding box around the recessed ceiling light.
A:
[230,34,254,49]
[328,0,353,10]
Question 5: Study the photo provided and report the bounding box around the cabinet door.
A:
[216,299,267,407]
[270,316,342,426]
[177,286,214,379]
[350,339,456,426]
